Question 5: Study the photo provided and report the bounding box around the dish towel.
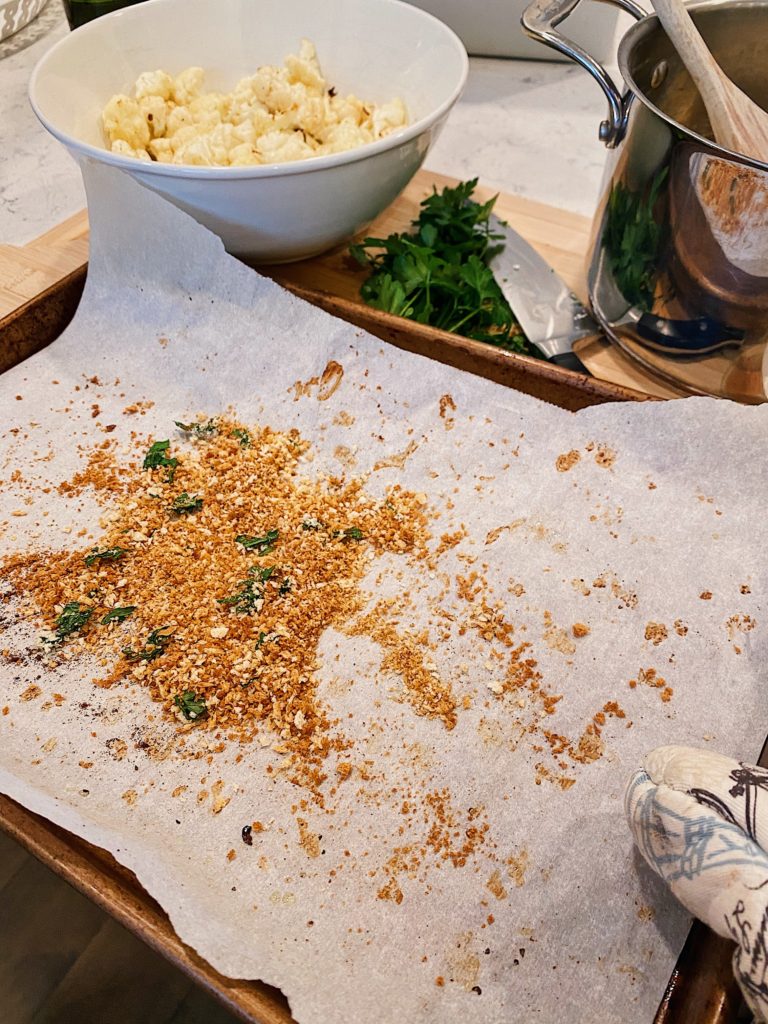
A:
[626,745,768,1021]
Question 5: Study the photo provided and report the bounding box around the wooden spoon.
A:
[651,0,768,163]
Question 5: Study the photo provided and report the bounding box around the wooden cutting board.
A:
[0,169,684,399]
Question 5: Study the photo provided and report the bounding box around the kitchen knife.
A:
[489,213,596,375]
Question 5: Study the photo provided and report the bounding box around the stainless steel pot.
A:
[523,0,768,402]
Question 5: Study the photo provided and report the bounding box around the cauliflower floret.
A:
[285,39,325,91]
[110,138,151,161]
[372,98,407,138]
[293,95,327,140]
[323,121,372,152]
[167,124,199,151]
[228,142,261,166]
[134,69,174,101]
[257,129,315,164]
[249,68,295,113]
[190,93,226,119]
[172,134,215,166]
[138,94,168,138]
[171,67,204,105]
[232,120,257,146]
[206,123,236,163]
[165,104,194,135]
[102,94,151,150]
[328,93,366,125]
[189,95,226,133]
[147,137,174,162]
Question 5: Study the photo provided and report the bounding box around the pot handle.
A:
[521,0,646,147]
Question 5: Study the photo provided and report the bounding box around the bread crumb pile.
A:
[2,418,436,778]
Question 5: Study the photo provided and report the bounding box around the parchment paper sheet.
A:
[1,162,767,1023]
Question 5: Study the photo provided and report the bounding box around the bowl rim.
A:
[28,0,469,180]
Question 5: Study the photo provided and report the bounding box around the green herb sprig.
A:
[44,602,92,644]
[101,606,137,625]
[170,492,203,515]
[143,440,179,483]
[123,627,173,662]
[235,529,278,555]
[334,526,364,542]
[350,179,530,353]
[175,418,218,439]
[255,630,280,650]
[230,428,252,448]
[174,690,207,721]
[219,566,275,614]
[84,546,128,567]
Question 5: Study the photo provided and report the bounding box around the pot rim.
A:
[617,0,768,171]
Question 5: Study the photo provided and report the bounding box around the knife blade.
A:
[489,213,597,375]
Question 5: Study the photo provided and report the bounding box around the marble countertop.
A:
[0,0,618,247]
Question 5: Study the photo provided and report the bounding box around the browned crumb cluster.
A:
[555,450,580,473]
[543,700,628,769]
[374,788,491,904]
[350,606,457,730]
[628,667,673,703]
[644,622,668,646]
[2,417,435,783]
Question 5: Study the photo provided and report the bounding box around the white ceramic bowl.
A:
[29,0,468,262]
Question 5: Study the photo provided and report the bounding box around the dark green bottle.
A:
[63,0,147,29]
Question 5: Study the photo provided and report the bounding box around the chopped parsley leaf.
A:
[230,428,252,448]
[143,440,179,483]
[175,418,218,438]
[219,566,275,614]
[235,529,278,555]
[123,626,173,662]
[174,690,207,721]
[84,546,128,567]
[302,518,324,531]
[170,492,203,515]
[101,606,137,625]
[335,526,364,542]
[44,602,92,644]
[255,630,280,650]
[278,577,293,596]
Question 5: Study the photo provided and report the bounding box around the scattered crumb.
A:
[644,622,668,646]
[439,394,456,430]
[486,870,508,901]
[555,450,580,472]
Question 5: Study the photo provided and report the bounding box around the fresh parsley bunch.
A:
[350,179,530,354]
